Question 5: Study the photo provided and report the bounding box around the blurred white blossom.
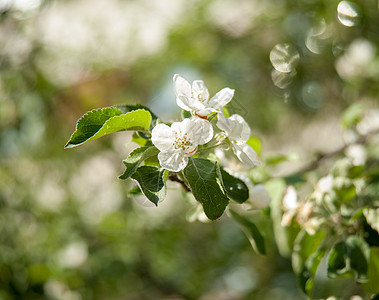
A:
[335,38,376,80]
[57,241,88,269]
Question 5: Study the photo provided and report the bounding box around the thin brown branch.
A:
[168,173,191,192]
[283,127,379,176]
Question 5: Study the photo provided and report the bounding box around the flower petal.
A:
[151,123,174,152]
[217,113,251,143]
[187,118,214,145]
[232,142,260,167]
[196,107,216,117]
[192,80,210,102]
[173,74,192,111]
[208,88,234,109]
[158,151,189,172]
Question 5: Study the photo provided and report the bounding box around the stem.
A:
[168,173,191,192]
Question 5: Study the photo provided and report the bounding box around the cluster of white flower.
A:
[151,74,260,172]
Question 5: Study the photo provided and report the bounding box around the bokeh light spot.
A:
[337,1,361,27]
[270,43,300,73]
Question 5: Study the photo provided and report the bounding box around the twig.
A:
[168,173,191,192]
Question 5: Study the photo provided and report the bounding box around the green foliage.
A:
[247,136,262,156]
[119,146,159,180]
[65,108,152,148]
[4,0,379,298]
[363,247,379,294]
[131,166,166,206]
[228,209,266,255]
[182,158,229,220]
[220,168,249,204]
[327,236,370,283]
[364,208,379,234]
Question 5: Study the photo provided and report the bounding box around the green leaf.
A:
[128,185,143,197]
[348,236,370,283]
[364,208,379,234]
[182,158,229,220]
[220,168,249,204]
[246,136,262,155]
[181,110,192,119]
[333,177,356,202]
[116,104,158,122]
[328,241,349,278]
[292,230,326,296]
[131,166,166,206]
[131,132,148,146]
[65,107,152,148]
[228,209,266,255]
[292,229,326,275]
[300,249,326,296]
[327,236,370,283]
[363,247,379,294]
[119,146,159,180]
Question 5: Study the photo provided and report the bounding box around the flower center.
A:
[193,90,208,103]
[173,132,195,154]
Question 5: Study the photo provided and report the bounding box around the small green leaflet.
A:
[119,146,159,180]
[228,209,266,255]
[220,168,249,204]
[131,166,166,206]
[183,158,229,221]
[65,107,151,148]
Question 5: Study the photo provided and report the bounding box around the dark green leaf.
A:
[363,247,379,294]
[183,158,229,220]
[119,146,159,180]
[228,209,266,255]
[181,110,192,119]
[65,107,152,148]
[131,166,166,206]
[327,241,349,278]
[348,236,369,283]
[128,185,143,197]
[220,168,249,204]
[327,236,370,282]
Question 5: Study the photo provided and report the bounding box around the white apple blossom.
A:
[216,113,260,167]
[173,74,235,117]
[151,118,213,172]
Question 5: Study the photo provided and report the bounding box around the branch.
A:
[284,127,379,176]
[168,173,191,192]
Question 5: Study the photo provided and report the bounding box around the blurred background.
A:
[1,0,378,299]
